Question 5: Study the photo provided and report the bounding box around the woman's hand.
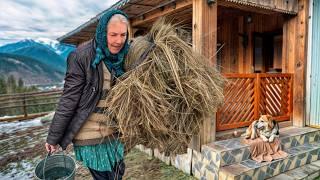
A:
[45,142,59,153]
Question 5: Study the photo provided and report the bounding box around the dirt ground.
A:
[0,115,196,180]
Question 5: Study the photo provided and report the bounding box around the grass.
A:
[123,148,196,180]
[75,148,197,180]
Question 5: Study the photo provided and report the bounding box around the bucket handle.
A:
[42,151,67,180]
[42,151,51,180]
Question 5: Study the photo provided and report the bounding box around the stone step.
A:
[267,160,320,180]
[202,127,319,168]
[218,141,320,180]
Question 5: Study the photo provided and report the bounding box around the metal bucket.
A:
[34,152,76,180]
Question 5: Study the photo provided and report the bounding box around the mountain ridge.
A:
[0,39,74,85]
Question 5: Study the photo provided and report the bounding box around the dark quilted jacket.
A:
[46,40,110,150]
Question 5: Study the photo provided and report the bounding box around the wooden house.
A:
[58,0,320,179]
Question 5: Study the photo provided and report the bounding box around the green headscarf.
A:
[91,10,129,77]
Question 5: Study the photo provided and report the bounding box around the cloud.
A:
[0,0,119,45]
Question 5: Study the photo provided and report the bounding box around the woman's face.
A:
[107,21,127,54]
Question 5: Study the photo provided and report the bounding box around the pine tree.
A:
[0,77,7,94]
[18,78,23,87]
[7,75,17,94]
[17,78,24,93]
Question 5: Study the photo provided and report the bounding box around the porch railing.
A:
[216,73,293,131]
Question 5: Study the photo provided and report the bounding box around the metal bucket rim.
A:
[34,154,76,180]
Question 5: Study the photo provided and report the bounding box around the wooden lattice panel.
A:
[259,74,292,121]
[217,74,256,130]
[217,73,293,131]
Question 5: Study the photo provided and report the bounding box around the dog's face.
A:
[255,115,274,132]
[244,114,279,140]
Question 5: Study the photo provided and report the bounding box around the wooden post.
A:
[238,16,244,73]
[246,19,254,73]
[192,0,217,65]
[191,0,217,151]
[292,0,309,127]
[254,74,261,119]
[128,21,134,40]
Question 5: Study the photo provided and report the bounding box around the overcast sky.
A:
[0,0,119,45]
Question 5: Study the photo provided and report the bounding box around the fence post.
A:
[22,93,27,117]
[254,74,260,119]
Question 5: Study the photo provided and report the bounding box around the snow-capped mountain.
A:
[0,38,75,85]
[34,38,75,60]
[0,38,74,62]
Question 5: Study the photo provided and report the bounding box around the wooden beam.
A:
[191,0,217,151]
[67,36,91,40]
[75,32,94,37]
[292,0,309,127]
[246,18,254,73]
[283,0,309,127]
[127,2,154,7]
[192,0,217,64]
[62,37,90,45]
[218,0,298,15]
[131,0,192,27]
[282,15,296,73]
[238,16,244,73]
[128,20,134,40]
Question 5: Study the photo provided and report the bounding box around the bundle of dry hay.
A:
[105,18,225,155]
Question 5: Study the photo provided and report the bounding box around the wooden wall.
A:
[217,8,285,73]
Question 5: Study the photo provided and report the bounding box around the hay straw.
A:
[104,18,225,155]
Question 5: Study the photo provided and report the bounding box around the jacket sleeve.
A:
[46,51,86,145]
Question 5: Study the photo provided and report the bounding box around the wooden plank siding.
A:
[131,0,192,27]
[217,8,286,74]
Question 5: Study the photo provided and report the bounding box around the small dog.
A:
[244,115,279,142]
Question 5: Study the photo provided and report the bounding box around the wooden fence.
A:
[0,90,62,121]
[216,73,293,131]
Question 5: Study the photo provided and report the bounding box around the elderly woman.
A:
[45,10,129,180]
